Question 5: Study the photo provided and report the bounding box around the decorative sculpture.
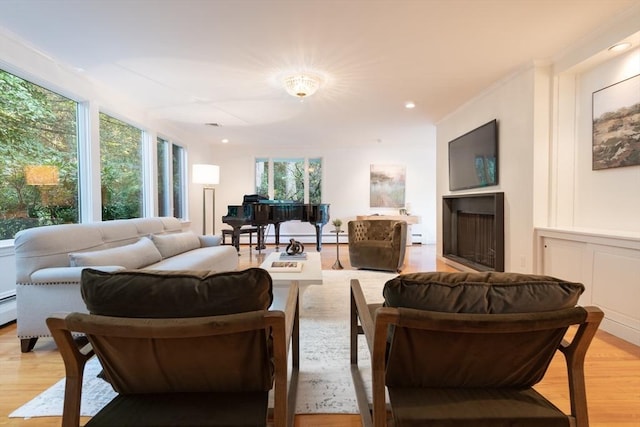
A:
[286,238,304,255]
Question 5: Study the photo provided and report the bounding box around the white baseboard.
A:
[601,317,640,347]
[0,296,17,326]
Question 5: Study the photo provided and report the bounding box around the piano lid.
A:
[243,194,269,204]
[258,199,301,204]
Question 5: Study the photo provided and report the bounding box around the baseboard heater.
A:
[0,292,17,326]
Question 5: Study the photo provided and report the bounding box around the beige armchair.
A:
[348,219,407,272]
[350,272,604,427]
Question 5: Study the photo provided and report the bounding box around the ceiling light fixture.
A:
[221,138,229,144]
[405,101,416,109]
[608,42,632,52]
[283,72,321,99]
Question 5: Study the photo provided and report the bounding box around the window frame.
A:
[0,65,190,239]
[255,157,323,203]
[157,137,187,219]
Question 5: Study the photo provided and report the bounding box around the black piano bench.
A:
[222,227,258,253]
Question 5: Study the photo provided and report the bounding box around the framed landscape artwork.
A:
[592,74,640,170]
[370,164,405,208]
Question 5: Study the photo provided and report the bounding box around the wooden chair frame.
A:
[349,278,604,427]
[48,283,300,427]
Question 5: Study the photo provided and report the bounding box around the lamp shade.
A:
[192,164,220,185]
[25,165,59,186]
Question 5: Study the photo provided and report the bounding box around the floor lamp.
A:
[192,164,220,235]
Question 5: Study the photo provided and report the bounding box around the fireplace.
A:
[443,192,504,272]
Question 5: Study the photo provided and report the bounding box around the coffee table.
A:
[261,251,323,304]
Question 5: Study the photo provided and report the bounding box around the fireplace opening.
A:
[443,192,504,272]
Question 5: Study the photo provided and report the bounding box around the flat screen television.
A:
[448,119,498,191]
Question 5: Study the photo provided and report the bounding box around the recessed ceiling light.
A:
[221,139,229,144]
[405,101,416,109]
[608,42,632,52]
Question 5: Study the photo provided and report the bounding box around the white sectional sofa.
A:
[14,217,239,352]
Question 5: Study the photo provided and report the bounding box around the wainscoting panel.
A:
[536,227,640,345]
[592,247,640,340]
[540,237,590,304]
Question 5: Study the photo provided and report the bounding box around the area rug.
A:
[10,269,395,418]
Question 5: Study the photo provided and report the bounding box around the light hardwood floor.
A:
[1,244,638,426]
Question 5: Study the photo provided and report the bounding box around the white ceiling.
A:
[0,0,638,148]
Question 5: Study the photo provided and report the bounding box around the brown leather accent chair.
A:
[47,268,299,427]
[348,220,407,272]
[350,272,604,427]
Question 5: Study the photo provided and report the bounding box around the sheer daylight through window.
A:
[255,157,322,203]
[99,113,143,220]
[0,69,79,239]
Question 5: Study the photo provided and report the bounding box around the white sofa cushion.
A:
[151,231,201,258]
[145,246,239,272]
[69,237,162,269]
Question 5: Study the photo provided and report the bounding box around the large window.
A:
[0,69,79,239]
[157,137,186,219]
[255,157,322,203]
[274,158,304,201]
[255,157,269,197]
[308,158,322,204]
[99,113,143,220]
[0,69,188,237]
[157,139,169,216]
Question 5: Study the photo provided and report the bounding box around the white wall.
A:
[210,134,437,244]
[568,47,640,233]
[436,66,545,272]
[548,6,640,235]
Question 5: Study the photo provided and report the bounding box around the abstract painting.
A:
[370,164,405,208]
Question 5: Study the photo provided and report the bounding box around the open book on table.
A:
[268,261,303,272]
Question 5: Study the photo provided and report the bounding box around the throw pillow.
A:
[383,271,584,314]
[81,267,273,317]
[150,231,201,258]
[198,234,222,247]
[69,237,162,269]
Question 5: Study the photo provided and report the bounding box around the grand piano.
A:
[222,194,330,251]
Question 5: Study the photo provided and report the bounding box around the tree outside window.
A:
[309,157,322,204]
[0,69,79,239]
[255,158,269,197]
[274,158,304,202]
[255,157,322,203]
[157,138,169,216]
[171,143,185,219]
[99,113,143,220]
[0,69,188,237]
